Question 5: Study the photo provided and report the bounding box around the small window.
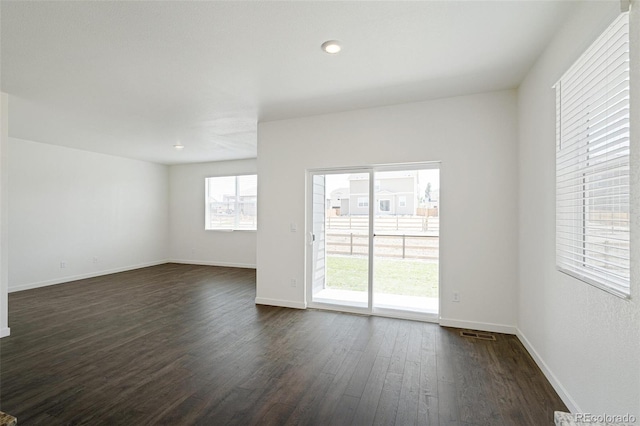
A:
[399,196,407,207]
[555,13,630,297]
[205,174,257,230]
[357,197,369,208]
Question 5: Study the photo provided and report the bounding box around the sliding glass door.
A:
[310,172,370,308]
[308,164,439,320]
[372,168,439,314]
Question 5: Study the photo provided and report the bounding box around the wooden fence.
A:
[327,215,439,233]
[326,232,439,260]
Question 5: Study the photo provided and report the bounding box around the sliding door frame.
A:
[305,162,441,322]
[306,166,372,316]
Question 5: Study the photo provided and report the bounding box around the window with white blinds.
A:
[555,12,630,298]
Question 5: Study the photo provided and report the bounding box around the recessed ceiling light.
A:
[321,40,341,54]
[173,142,184,150]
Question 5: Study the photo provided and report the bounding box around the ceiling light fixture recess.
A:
[173,142,184,150]
[321,40,341,54]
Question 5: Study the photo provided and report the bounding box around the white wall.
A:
[169,159,257,268]
[8,138,170,291]
[257,90,519,331]
[0,93,9,337]
[517,0,640,415]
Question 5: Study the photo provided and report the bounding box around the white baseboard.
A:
[255,297,307,310]
[516,328,580,414]
[0,327,10,338]
[8,260,169,293]
[438,318,517,335]
[170,259,256,269]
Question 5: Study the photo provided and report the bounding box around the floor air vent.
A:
[460,331,496,341]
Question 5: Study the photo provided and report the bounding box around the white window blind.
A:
[555,12,630,298]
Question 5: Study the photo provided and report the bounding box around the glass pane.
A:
[312,172,369,308]
[373,168,439,314]
[205,176,237,229]
[237,175,258,230]
[205,175,257,230]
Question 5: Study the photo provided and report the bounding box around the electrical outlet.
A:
[291,279,297,288]
[92,257,98,263]
[453,291,460,302]
[60,262,66,269]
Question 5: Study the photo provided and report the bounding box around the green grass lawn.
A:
[326,256,439,298]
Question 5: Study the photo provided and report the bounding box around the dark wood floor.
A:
[0,263,566,425]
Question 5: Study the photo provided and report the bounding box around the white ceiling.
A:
[1,1,576,165]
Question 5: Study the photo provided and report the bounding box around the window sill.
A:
[556,266,630,300]
[205,229,257,233]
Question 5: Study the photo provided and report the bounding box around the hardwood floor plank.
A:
[406,322,423,363]
[352,355,391,424]
[321,315,365,375]
[388,324,409,375]
[0,264,567,425]
[451,339,503,425]
[417,394,439,426]
[284,372,335,426]
[329,394,360,426]
[438,379,461,426]
[315,349,364,421]
[377,319,399,359]
[343,320,389,398]
[436,327,457,383]
[372,371,402,425]
[395,360,421,426]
